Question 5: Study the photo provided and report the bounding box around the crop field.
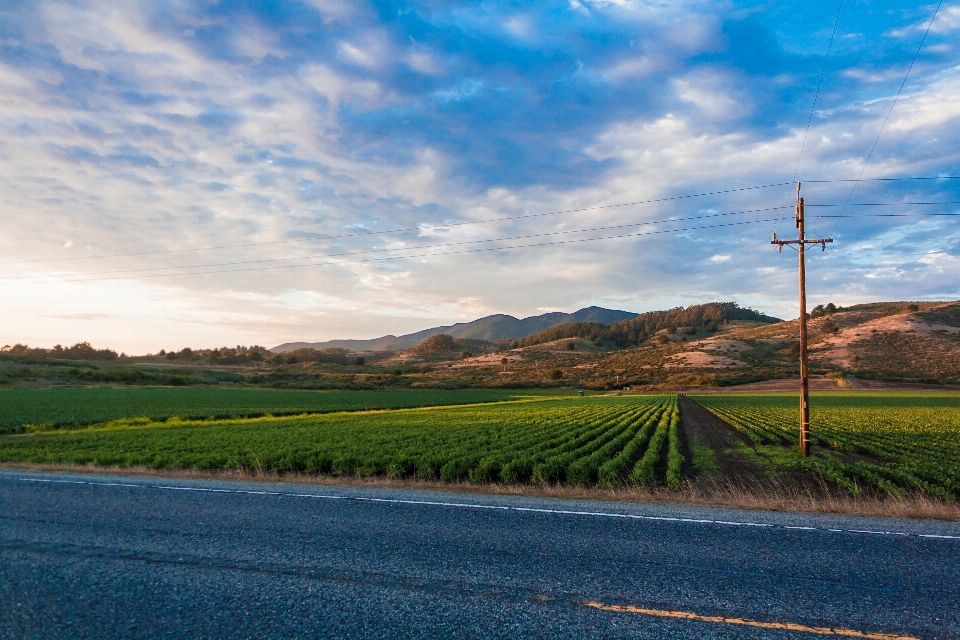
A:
[693,392,960,499]
[0,395,682,488]
[0,388,540,434]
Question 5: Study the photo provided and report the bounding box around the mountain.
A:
[271,306,639,353]
[514,302,781,349]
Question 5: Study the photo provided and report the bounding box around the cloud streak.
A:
[1,0,959,352]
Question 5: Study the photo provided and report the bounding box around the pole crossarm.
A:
[772,235,833,252]
[771,237,833,245]
[770,182,833,458]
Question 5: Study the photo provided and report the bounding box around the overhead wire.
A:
[807,201,960,207]
[2,7,956,290]
[6,207,793,280]
[23,217,790,284]
[2,182,794,265]
[35,208,960,285]
[805,176,960,183]
[820,212,960,216]
[780,0,844,237]
[8,176,956,273]
[6,199,958,282]
[793,0,844,184]
[831,0,945,236]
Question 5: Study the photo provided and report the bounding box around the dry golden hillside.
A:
[429,300,960,390]
[301,300,960,390]
[651,301,960,386]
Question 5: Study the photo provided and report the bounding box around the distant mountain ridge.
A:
[271,306,639,353]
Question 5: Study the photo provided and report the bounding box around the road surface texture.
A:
[1,471,958,639]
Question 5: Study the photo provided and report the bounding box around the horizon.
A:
[3,1,960,353]
[9,297,950,355]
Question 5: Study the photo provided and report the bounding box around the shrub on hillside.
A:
[414,334,456,353]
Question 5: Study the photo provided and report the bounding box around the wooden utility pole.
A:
[772,183,833,457]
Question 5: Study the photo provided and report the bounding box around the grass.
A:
[0,387,552,434]
[4,462,957,521]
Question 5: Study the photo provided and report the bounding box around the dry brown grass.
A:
[3,462,957,522]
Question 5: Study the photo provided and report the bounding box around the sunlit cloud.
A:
[1,0,958,352]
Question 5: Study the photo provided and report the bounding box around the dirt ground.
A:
[697,377,960,393]
[678,395,838,493]
[678,395,899,499]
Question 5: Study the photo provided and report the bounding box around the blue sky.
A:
[2,0,959,352]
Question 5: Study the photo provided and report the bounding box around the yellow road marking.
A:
[582,602,921,639]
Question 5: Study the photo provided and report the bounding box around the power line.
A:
[779,0,844,239]
[818,213,960,217]
[850,244,958,260]
[8,201,957,281]
[832,0,945,235]
[807,201,960,207]
[794,0,844,183]
[7,176,955,268]
[3,182,794,265]
[806,176,960,183]
[8,207,791,280]
[17,217,786,283]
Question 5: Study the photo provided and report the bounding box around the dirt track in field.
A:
[678,395,853,498]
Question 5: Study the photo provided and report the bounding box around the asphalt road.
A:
[1,471,958,639]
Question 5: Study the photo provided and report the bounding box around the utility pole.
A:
[772,183,833,457]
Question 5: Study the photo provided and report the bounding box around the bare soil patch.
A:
[665,350,746,369]
[678,396,869,499]
[679,396,772,487]
[692,378,842,392]
[707,378,960,393]
[448,353,524,368]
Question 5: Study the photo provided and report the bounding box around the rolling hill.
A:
[271,306,639,353]
[589,300,960,389]
[377,300,960,391]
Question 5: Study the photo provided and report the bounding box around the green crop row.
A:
[0,388,544,434]
[0,394,684,489]
[693,392,960,499]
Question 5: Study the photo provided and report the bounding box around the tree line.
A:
[514,302,780,348]
[1,342,119,361]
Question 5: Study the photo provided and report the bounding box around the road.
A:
[1,471,958,639]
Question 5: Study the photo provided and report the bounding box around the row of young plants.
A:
[693,393,960,499]
[0,388,530,433]
[0,395,684,488]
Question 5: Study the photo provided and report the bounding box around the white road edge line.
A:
[4,475,959,540]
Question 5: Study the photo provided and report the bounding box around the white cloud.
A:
[301,63,384,108]
[503,14,536,40]
[1,0,958,352]
[406,49,443,75]
[889,5,960,37]
[601,56,660,82]
[673,74,744,121]
[339,41,379,68]
[887,67,960,132]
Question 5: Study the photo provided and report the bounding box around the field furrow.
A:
[693,392,960,498]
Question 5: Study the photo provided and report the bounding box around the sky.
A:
[2,0,960,354]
